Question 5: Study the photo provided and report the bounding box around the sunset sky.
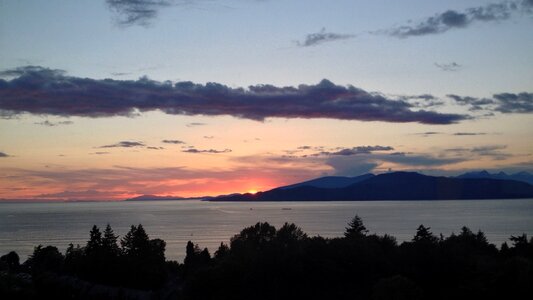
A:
[1,0,532,201]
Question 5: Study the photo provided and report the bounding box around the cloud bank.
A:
[0,66,467,125]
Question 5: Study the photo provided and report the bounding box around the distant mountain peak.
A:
[457,170,533,185]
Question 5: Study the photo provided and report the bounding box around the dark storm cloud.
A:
[0,66,468,125]
[182,148,232,154]
[34,120,74,127]
[162,139,185,144]
[0,152,9,158]
[106,0,172,27]
[297,28,355,47]
[98,141,146,148]
[385,1,531,38]
[435,62,462,72]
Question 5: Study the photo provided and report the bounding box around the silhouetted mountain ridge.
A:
[457,170,533,185]
[277,173,375,190]
[213,171,533,201]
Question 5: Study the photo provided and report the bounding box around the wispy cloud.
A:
[435,62,462,72]
[0,66,468,125]
[297,28,355,47]
[453,132,487,136]
[106,0,172,27]
[98,141,145,148]
[162,139,185,144]
[182,148,232,154]
[34,120,73,127]
[445,145,511,160]
[186,122,207,127]
[383,0,532,38]
[414,132,443,137]
[448,92,533,113]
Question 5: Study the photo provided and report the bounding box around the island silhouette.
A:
[212,171,533,201]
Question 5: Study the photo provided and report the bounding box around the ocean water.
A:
[1,199,532,262]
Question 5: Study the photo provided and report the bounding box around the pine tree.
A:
[345,215,368,238]
[86,225,103,254]
[102,223,119,256]
[413,225,438,244]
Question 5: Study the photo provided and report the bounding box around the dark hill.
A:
[278,173,375,190]
[212,172,533,201]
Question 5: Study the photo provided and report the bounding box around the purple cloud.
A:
[0,66,468,125]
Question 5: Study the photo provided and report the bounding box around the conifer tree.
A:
[345,215,368,238]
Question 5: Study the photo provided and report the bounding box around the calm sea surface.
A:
[1,199,532,262]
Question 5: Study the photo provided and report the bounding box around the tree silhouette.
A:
[85,225,102,255]
[0,251,20,272]
[345,215,368,238]
[102,223,119,256]
[413,225,438,244]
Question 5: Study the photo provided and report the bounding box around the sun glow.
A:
[247,189,258,194]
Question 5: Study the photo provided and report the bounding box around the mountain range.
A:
[212,171,533,201]
[456,170,533,185]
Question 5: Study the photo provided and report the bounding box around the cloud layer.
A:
[0,66,467,124]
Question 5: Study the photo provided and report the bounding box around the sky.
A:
[0,0,532,201]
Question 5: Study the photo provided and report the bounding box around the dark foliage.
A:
[180,217,533,300]
[1,217,533,300]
